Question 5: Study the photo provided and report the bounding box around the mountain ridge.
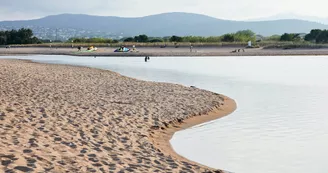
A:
[247,13,328,25]
[1,12,327,37]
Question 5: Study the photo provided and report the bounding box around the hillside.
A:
[1,12,327,38]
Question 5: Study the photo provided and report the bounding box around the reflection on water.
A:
[2,55,328,173]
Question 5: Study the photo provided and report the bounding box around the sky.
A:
[1,0,328,21]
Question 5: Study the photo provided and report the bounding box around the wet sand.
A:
[151,98,236,171]
[2,47,328,56]
[0,59,236,173]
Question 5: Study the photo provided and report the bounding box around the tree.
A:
[169,35,183,42]
[305,29,322,42]
[69,37,114,43]
[134,34,148,42]
[236,30,255,37]
[233,30,256,42]
[182,36,206,43]
[0,28,40,45]
[222,34,235,42]
[0,31,7,45]
[280,33,300,41]
[18,28,33,44]
[124,37,134,42]
[315,30,328,43]
[205,36,221,42]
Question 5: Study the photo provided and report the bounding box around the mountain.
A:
[1,12,328,38]
[248,13,328,25]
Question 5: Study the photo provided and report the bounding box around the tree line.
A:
[67,37,119,44]
[264,29,328,43]
[4,28,328,45]
[64,30,328,44]
[121,30,256,43]
[0,28,41,45]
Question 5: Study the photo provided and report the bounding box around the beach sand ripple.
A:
[0,59,233,173]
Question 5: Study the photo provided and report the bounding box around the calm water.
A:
[2,55,328,173]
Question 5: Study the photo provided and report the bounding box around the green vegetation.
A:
[149,38,164,42]
[134,34,149,42]
[265,35,281,41]
[68,37,118,43]
[0,28,41,45]
[120,30,256,43]
[259,29,328,49]
[4,28,328,49]
[279,33,301,41]
[123,37,134,42]
[234,30,256,42]
[123,35,164,43]
[304,29,328,43]
[124,35,165,43]
[169,35,183,42]
[222,34,235,42]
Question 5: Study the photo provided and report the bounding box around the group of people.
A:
[231,49,245,53]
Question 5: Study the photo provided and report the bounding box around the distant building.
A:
[297,33,307,39]
[256,35,264,42]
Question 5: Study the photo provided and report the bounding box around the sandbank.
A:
[0,59,236,173]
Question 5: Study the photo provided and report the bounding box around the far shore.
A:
[2,47,328,57]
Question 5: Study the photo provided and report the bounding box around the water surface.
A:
[2,55,328,173]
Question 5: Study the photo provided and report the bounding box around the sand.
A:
[0,59,236,173]
[2,47,328,56]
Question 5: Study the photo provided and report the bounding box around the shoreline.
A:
[2,47,328,57]
[0,59,236,172]
[150,96,237,172]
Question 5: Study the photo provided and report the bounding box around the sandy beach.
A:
[0,59,236,173]
[2,47,328,56]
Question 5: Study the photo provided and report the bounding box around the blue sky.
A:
[1,0,327,21]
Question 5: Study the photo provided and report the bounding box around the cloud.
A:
[1,0,115,15]
[0,0,328,21]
